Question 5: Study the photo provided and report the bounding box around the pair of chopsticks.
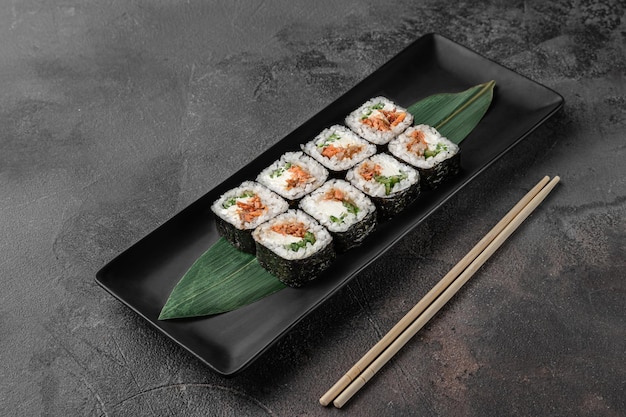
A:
[320,175,560,408]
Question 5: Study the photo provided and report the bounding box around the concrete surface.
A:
[1,0,624,416]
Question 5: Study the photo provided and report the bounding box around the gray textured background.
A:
[1,0,625,416]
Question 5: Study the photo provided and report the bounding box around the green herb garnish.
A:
[424,143,449,159]
[222,191,255,209]
[287,231,316,251]
[330,213,347,224]
[342,201,360,215]
[317,132,341,148]
[374,172,408,195]
[270,162,292,178]
[361,102,385,119]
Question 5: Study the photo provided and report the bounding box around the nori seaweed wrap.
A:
[345,97,413,145]
[388,124,460,189]
[301,125,376,177]
[346,153,420,220]
[299,179,377,252]
[256,151,328,206]
[252,210,335,287]
[211,181,289,253]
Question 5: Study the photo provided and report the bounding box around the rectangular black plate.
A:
[96,33,563,376]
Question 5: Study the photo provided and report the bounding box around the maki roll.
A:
[252,210,335,287]
[346,153,420,219]
[345,97,413,145]
[211,181,289,253]
[256,151,328,205]
[388,125,460,189]
[299,179,377,252]
[301,125,376,175]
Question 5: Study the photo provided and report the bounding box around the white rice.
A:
[211,181,289,230]
[256,151,328,200]
[346,153,419,198]
[252,209,332,260]
[345,97,413,145]
[301,125,376,171]
[388,124,459,169]
[299,179,375,233]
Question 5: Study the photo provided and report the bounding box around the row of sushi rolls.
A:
[211,97,460,287]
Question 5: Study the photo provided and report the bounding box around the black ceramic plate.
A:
[96,33,563,376]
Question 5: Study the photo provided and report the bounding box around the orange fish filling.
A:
[236,195,266,223]
[321,144,364,160]
[271,221,307,238]
[358,162,382,181]
[323,188,346,202]
[362,110,407,131]
[406,129,428,156]
[284,165,312,190]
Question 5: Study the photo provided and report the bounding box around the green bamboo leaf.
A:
[159,238,286,319]
[407,80,495,144]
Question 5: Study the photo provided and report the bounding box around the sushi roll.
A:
[301,125,376,175]
[211,181,289,253]
[256,151,328,205]
[252,210,335,287]
[388,125,460,189]
[345,97,413,145]
[299,179,377,252]
[346,153,420,219]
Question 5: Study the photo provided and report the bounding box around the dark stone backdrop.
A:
[1,1,624,416]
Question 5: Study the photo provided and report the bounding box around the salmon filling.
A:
[321,144,364,160]
[271,221,308,238]
[285,165,312,190]
[406,129,428,156]
[358,162,383,181]
[236,195,267,223]
[323,188,346,202]
[362,110,407,131]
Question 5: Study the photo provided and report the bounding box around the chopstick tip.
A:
[319,389,336,407]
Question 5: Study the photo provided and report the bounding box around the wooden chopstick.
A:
[320,175,551,406]
[320,176,552,405]
[321,175,560,408]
